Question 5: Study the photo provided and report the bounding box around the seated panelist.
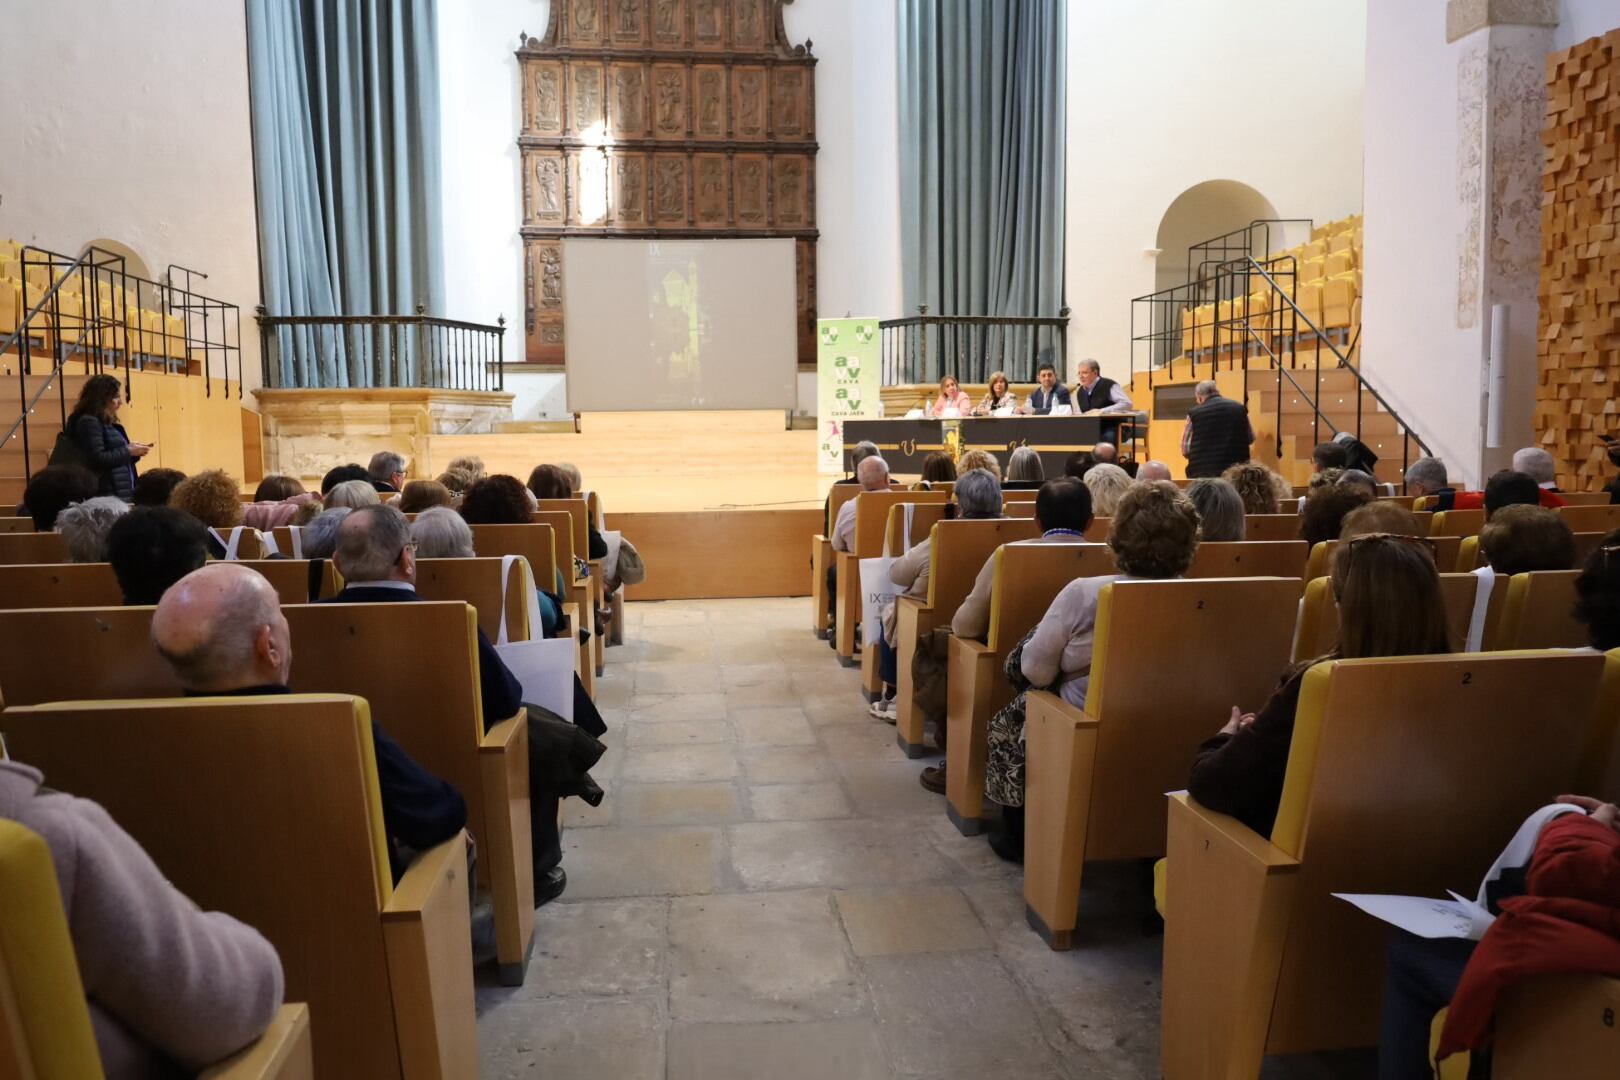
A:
[1024,361,1072,415]
[973,371,1018,416]
[927,374,973,418]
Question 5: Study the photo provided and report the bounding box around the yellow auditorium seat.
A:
[833,490,949,664]
[0,278,18,338]
[1323,272,1359,328]
[1294,281,1324,326]
[1304,537,1463,583]
[1428,508,1485,537]
[533,498,603,672]
[812,484,864,638]
[2,695,478,1079]
[0,560,337,610]
[1483,569,1586,651]
[1023,576,1302,949]
[0,819,314,1080]
[469,522,586,691]
[1186,540,1308,579]
[862,501,958,698]
[413,555,537,644]
[0,533,69,565]
[1327,232,1356,258]
[1559,504,1620,533]
[1292,572,1490,662]
[1303,240,1327,263]
[944,542,1116,833]
[1244,515,1303,543]
[893,517,1039,756]
[1159,649,1612,1080]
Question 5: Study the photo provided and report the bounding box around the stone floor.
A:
[474,596,1166,1079]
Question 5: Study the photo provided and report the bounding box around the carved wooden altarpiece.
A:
[517,0,818,368]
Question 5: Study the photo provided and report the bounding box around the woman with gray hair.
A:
[869,468,1004,722]
[411,506,475,559]
[298,507,352,559]
[324,479,380,510]
[1082,462,1133,517]
[1186,478,1246,541]
[1003,446,1045,489]
[54,496,130,562]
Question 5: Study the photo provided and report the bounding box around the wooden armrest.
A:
[558,602,580,638]
[198,1004,313,1080]
[382,833,478,1076]
[895,594,932,619]
[1025,688,1098,732]
[1024,690,1103,948]
[479,709,535,980]
[1168,792,1297,871]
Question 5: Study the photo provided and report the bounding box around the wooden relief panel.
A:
[651,65,687,137]
[517,2,819,365]
[610,0,645,44]
[693,66,727,139]
[610,62,649,138]
[693,154,730,227]
[771,155,808,227]
[734,154,769,227]
[651,155,689,224]
[612,153,649,225]
[528,63,565,135]
[571,63,604,133]
[732,66,767,140]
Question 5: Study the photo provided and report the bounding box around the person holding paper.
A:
[1186,534,1452,838]
[1024,361,1072,415]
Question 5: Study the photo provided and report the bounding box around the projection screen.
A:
[562,238,798,411]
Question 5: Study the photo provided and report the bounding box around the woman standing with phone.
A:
[65,374,151,501]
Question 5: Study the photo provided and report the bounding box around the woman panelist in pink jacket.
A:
[928,374,973,417]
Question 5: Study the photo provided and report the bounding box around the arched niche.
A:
[78,239,154,281]
[1153,180,1280,294]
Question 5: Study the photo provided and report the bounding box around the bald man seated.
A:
[831,455,891,554]
[152,563,468,883]
[1136,460,1172,483]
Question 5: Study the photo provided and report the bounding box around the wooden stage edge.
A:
[607,509,820,602]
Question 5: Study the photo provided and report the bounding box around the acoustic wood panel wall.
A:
[1537,29,1620,491]
[516,0,818,370]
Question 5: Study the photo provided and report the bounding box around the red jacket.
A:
[1438,813,1620,1056]
[1432,489,1567,511]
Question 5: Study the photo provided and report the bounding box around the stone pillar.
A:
[1447,0,1556,475]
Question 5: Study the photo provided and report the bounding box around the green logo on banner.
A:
[855,324,874,344]
[821,325,840,345]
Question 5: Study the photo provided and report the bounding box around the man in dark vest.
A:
[1072,359,1135,446]
[1182,379,1254,478]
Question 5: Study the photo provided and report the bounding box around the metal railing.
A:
[255,307,507,392]
[0,245,242,479]
[879,306,1070,386]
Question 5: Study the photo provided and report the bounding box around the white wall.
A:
[0,0,262,394]
[1066,1,1367,379]
[1556,0,1620,49]
[435,0,902,418]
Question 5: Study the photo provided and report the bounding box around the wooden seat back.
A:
[885,502,949,556]
[1262,651,1608,1054]
[1430,508,1485,537]
[532,499,590,563]
[1494,974,1620,1080]
[1306,535,1462,582]
[0,517,33,534]
[1246,514,1302,542]
[849,491,949,558]
[1486,569,1586,650]
[1559,504,1620,533]
[925,519,1041,616]
[0,695,455,1078]
[1293,573,1489,662]
[0,559,338,610]
[0,533,66,565]
[1081,577,1303,860]
[0,607,174,705]
[986,543,1119,654]
[1557,491,1614,507]
[1187,541,1308,579]
[1005,501,1038,520]
[415,557,535,642]
[468,523,560,591]
[825,484,861,534]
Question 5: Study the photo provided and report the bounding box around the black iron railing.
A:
[0,245,242,480]
[255,307,507,392]
[879,306,1070,385]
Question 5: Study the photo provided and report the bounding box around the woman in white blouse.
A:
[981,480,1202,863]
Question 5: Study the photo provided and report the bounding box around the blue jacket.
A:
[1027,384,1072,415]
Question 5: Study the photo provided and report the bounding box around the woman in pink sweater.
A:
[0,759,284,1076]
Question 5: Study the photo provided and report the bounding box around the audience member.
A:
[1573,529,1620,651]
[1082,462,1132,517]
[154,563,467,884]
[1403,456,1451,499]
[983,481,1201,861]
[367,451,407,493]
[1340,500,1422,540]
[106,506,210,604]
[243,492,320,535]
[321,506,574,905]
[447,455,487,482]
[132,467,187,507]
[411,506,476,559]
[872,468,1002,723]
[954,449,999,481]
[925,477,1096,795]
[319,463,368,494]
[1003,446,1045,488]
[1222,462,1290,515]
[1307,466,1344,493]
[1478,505,1575,575]
[171,470,246,558]
[1511,446,1560,491]
[324,479,381,510]
[66,373,148,500]
[1182,380,1254,477]
[253,475,305,502]
[55,496,130,562]
[298,507,351,559]
[822,442,883,523]
[830,456,890,553]
[1483,468,1546,518]
[1062,451,1092,479]
[0,751,283,1074]
[1136,460,1172,484]
[399,479,454,514]
[527,465,610,565]
[1338,469,1379,498]
[919,451,957,486]
[1186,478,1245,541]
[555,462,583,492]
[21,465,96,530]
[1091,442,1118,465]
[1188,534,1451,837]
[1300,485,1373,547]
[436,466,478,496]
[462,474,537,525]
[1312,441,1350,473]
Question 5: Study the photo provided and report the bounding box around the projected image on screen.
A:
[562,238,798,412]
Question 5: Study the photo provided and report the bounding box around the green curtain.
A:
[247,0,446,388]
[899,0,1066,383]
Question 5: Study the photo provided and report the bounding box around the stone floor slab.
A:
[668,891,869,1022]
[727,819,954,890]
[507,897,666,998]
[477,996,664,1080]
[739,745,837,784]
[666,1020,889,1080]
[863,951,1058,1075]
[838,759,952,817]
[560,826,721,899]
[620,744,739,783]
[747,781,853,821]
[615,781,744,825]
[624,717,734,747]
[834,887,991,957]
[731,706,818,746]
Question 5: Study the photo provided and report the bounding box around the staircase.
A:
[0,370,85,504]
